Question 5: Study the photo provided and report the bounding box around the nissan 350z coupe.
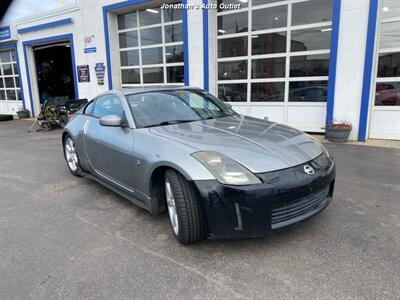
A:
[62,87,336,244]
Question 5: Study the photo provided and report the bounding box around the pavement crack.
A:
[114,231,248,300]
[39,275,51,286]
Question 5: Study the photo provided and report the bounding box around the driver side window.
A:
[93,94,124,119]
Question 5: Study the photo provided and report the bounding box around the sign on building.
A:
[77,65,90,82]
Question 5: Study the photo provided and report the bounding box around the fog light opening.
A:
[234,203,243,231]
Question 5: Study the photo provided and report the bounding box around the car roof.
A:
[118,86,201,95]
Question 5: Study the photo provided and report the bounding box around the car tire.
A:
[63,134,82,177]
[164,169,204,244]
[0,114,13,122]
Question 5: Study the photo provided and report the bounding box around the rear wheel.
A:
[63,135,82,176]
[164,170,204,244]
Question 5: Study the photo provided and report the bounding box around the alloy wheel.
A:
[65,138,78,172]
[165,178,179,235]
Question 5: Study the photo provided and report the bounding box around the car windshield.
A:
[126,89,237,128]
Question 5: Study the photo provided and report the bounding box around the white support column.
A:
[186,0,205,88]
[333,0,371,140]
[207,0,217,96]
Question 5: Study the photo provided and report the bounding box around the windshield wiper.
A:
[144,119,198,128]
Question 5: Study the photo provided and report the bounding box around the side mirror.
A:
[100,114,121,127]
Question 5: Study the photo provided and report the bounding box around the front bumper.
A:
[193,153,336,239]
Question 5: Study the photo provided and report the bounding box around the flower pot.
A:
[325,126,352,142]
[17,110,30,119]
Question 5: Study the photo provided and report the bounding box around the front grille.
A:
[271,187,330,229]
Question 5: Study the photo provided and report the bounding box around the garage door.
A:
[369,0,400,140]
[216,0,334,132]
[116,2,185,87]
[0,48,22,115]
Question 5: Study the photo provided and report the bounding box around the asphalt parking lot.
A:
[0,120,399,299]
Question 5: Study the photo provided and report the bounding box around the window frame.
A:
[117,4,184,87]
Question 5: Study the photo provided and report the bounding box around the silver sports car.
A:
[62,86,335,244]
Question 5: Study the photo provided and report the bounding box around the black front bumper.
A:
[193,154,336,239]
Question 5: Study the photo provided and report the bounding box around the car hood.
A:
[149,115,324,173]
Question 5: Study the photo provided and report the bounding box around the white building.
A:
[0,0,399,140]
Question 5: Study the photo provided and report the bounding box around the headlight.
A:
[192,151,262,185]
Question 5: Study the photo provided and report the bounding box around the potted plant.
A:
[325,121,352,142]
[16,106,30,119]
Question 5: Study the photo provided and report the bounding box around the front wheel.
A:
[164,170,204,244]
[63,135,82,176]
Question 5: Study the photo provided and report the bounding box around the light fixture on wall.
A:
[146,8,159,13]
[251,35,259,39]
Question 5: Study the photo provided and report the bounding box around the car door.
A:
[83,93,135,191]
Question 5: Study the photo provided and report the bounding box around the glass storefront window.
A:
[166,45,183,63]
[217,12,248,35]
[290,27,331,52]
[218,61,247,80]
[251,82,285,102]
[218,84,247,102]
[0,49,21,102]
[217,0,332,102]
[117,3,184,86]
[252,57,286,78]
[163,7,182,22]
[119,31,138,48]
[218,36,248,58]
[290,54,329,77]
[381,0,400,20]
[379,21,400,49]
[375,82,400,106]
[289,81,328,102]
[118,12,137,29]
[139,8,161,26]
[377,53,400,78]
[141,47,163,65]
[140,27,162,46]
[143,67,164,83]
[164,24,182,43]
[252,32,286,55]
[252,5,287,31]
[167,66,184,83]
[120,50,139,66]
[375,2,400,106]
[292,0,332,26]
[121,69,140,84]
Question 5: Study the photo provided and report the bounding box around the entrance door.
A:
[369,2,400,140]
[33,42,75,106]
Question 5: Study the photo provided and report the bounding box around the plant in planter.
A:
[325,121,352,142]
[16,106,30,119]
